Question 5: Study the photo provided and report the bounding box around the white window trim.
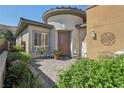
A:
[41,32,48,47]
[32,31,48,52]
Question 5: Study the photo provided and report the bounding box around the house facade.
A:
[87,5,124,59]
[16,6,124,59]
[16,7,87,58]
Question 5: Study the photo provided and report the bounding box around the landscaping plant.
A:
[57,55,124,88]
[39,48,46,56]
[9,44,24,52]
[0,30,15,47]
[4,44,42,88]
[7,52,31,62]
[4,60,42,88]
[52,50,61,59]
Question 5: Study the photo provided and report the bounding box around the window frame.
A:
[32,30,48,52]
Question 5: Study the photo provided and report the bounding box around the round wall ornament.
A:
[100,32,116,46]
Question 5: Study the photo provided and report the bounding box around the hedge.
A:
[57,55,124,88]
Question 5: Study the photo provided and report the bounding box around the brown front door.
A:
[58,31,70,56]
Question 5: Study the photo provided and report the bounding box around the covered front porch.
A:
[31,28,87,58]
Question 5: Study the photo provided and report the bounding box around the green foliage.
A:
[0,30,15,47]
[0,30,14,41]
[39,48,46,55]
[7,44,31,62]
[4,60,42,88]
[9,44,24,52]
[57,56,124,88]
[17,76,42,88]
[4,43,41,88]
[7,52,31,62]
[20,52,31,62]
[53,50,61,56]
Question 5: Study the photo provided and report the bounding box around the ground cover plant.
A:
[4,44,42,88]
[57,56,124,88]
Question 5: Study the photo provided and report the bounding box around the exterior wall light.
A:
[73,48,77,55]
[91,31,97,40]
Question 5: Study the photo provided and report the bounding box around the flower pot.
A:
[54,55,59,59]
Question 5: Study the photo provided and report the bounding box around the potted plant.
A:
[39,48,46,56]
[52,50,61,59]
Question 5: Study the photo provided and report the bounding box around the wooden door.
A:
[58,31,70,56]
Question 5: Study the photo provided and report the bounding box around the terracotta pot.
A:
[54,55,59,59]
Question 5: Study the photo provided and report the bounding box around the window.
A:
[34,32,41,46]
[41,33,48,47]
[33,31,48,51]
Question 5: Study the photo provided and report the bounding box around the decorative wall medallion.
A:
[100,32,116,46]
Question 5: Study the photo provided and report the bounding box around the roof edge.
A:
[16,17,54,37]
[86,5,98,10]
[20,17,53,27]
[42,7,86,23]
[76,24,86,29]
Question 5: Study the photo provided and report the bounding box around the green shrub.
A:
[4,60,42,88]
[9,44,24,52]
[20,52,31,62]
[17,76,42,88]
[7,52,31,62]
[4,43,42,88]
[57,56,124,88]
[39,48,46,55]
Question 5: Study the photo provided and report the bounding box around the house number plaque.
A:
[100,32,116,46]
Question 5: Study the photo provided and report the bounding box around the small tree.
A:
[0,29,15,48]
[0,34,6,46]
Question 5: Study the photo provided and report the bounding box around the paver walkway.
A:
[37,58,76,82]
[30,58,76,87]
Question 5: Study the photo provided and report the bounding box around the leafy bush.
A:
[0,30,14,41]
[9,44,24,52]
[4,44,42,88]
[57,55,124,88]
[39,48,46,55]
[19,52,31,62]
[7,52,31,62]
[4,60,42,88]
[17,76,42,88]
[52,50,61,59]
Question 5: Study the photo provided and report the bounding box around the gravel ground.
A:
[33,58,76,82]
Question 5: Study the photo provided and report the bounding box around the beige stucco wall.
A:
[16,27,29,53]
[87,5,124,59]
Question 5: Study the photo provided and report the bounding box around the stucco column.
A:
[28,26,33,54]
[71,28,80,58]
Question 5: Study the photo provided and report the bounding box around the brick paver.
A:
[33,58,76,82]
